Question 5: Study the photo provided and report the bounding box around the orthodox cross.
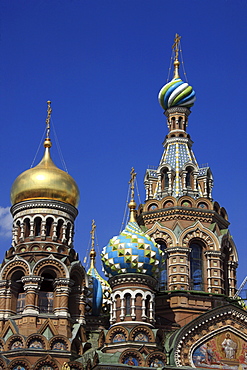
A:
[90,219,96,250]
[46,100,52,139]
[172,33,181,61]
[129,167,136,201]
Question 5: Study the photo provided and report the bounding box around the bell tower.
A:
[139,34,238,328]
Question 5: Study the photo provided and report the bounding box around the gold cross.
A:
[172,33,181,61]
[45,100,52,138]
[90,219,96,249]
[129,167,136,201]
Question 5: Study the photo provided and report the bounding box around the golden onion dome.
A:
[10,138,80,208]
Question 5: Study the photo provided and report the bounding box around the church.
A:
[0,35,246,370]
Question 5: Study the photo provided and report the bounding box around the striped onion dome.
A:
[158,77,196,111]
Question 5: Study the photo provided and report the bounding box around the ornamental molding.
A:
[166,247,190,254]
[204,251,221,257]
[11,199,78,219]
[142,208,213,224]
[109,274,157,290]
[165,106,191,115]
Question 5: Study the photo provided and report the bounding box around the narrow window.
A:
[190,242,203,291]
[125,293,131,315]
[34,217,42,236]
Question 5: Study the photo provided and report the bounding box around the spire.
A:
[172,33,181,79]
[90,219,96,269]
[158,35,196,111]
[44,100,52,148]
[128,167,137,222]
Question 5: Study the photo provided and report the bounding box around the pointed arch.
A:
[145,222,176,246]
[32,255,69,278]
[179,221,219,250]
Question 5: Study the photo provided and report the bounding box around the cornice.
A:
[11,199,78,219]
[109,274,157,290]
[142,206,214,224]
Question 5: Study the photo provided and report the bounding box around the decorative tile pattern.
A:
[101,222,163,278]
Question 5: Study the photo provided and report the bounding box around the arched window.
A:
[24,218,30,238]
[162,169,169,190]
[186,167,193,188]
[11,270,25,314]
[39,272,55,313]
[56,220,63,240]
[178,117,182,129]
[190,242,203,291]
[145,295,151,317]
[125,293,131,315]
[34,217,42,236]
[157,240,167,290]
[46,217,53,237]
[171,117,175,129]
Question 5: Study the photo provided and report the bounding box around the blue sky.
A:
[0,0,246,288]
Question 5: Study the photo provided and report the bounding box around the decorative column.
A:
[41,220,46,240]
[22,276,43,314]
[0,281,9,318]
[168,171,173,195]
[53,278,72,317]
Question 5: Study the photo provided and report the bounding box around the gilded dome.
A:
[10,139,80,207]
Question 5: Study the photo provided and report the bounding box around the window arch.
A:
[190,241,204,291]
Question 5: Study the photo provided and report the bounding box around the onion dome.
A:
[86,220,111,315]
[87,249,111,315]
[10,102,80,208]
[158,34,196,111]
[101,169,163,278]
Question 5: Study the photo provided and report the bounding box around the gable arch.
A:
[145,222,176,247]
[179,222,219,250]
[1,257,31,280]
[32,256,69,278]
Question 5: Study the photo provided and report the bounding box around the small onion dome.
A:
[87,262,111,315]
[10,139,79,207]
[158,77,196,111]
[101,221,163,278]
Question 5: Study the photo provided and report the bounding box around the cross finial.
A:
[172,34,181,79]
[90,219,96,250]
[172,33,181,61]
[89,219,96,268]
[45,100,52,139]
[129,167,136,201]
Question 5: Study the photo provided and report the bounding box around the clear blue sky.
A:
[0,0,246,287]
